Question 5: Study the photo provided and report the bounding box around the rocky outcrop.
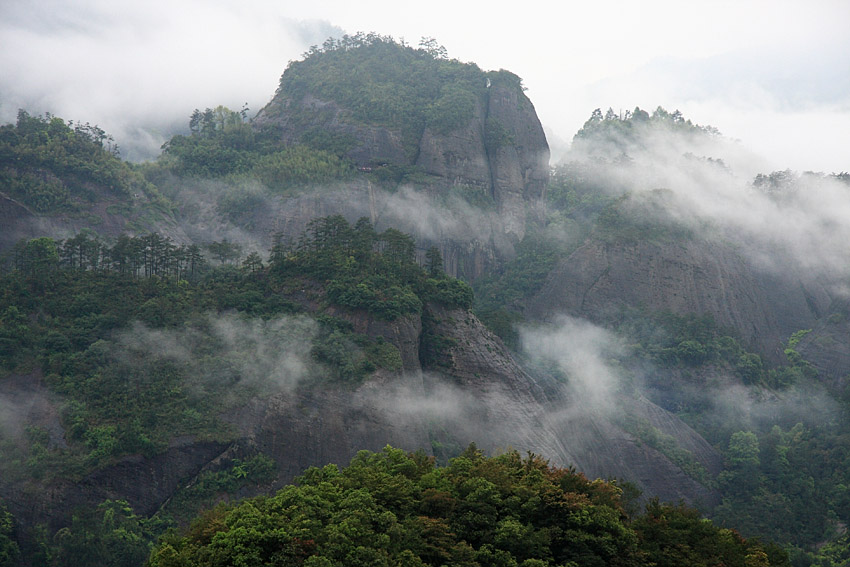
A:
[421,304,572,461]
[254,95,408,165]
[245,76,551,279]
[332,308,423,374]
[223,302,721,505]
[415,98,492,194]
[420,304,721,505]
[796,298,850,394]
[253,81,549,243]
[240,376,433,484]
[485,83,550,235]
[524,238,832,363]
[0,193,37,251]
[211,180,511,281]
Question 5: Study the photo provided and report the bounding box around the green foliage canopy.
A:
[572,106,721,160]
[274,215,473,320]
[149,445,787,567]
[277,33,502,159]
[0,111,159,212]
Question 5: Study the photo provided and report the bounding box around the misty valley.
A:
[2,33,850,567]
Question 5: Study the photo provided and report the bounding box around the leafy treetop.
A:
[571,106,721,160]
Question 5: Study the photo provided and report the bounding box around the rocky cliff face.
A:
[254,94,409,166]
[0,194,36,251]
[253,79,549,244]
[225,302,719,506]
[484,83,550,234]
[187,177,516,281]
[420,303,721,505]
[414,97,491,192]
[796,298,850,394]
[524,238,833,363]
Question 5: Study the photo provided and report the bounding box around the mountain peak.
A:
[253,34,550,240]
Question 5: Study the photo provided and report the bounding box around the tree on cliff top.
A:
[571,106,721,160]
[274,33,524,159]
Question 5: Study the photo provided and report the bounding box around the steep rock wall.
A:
[415,98,492,193]
[220,180,510,281]
[485,83,550,236]
[0,194,37,251]
[253,80,550,244]
[524,238,832,363]
[421,304,721,505]
[254,94,408,165]
[0,189,187,255]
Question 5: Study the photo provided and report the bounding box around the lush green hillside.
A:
[153,104,355,189]
[149,445,789,567]
[0,216,477,564]
[0,216,468,471]
[0,111,166,213]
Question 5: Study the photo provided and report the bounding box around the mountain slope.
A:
[1,42,849,565]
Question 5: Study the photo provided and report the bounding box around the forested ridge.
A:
[0,110,166,214]
[0,215,470,469]
[148,446,790,567]
[1,219,797,567]
[0,215,474,564]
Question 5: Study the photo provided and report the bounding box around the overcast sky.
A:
[1,0,848,172]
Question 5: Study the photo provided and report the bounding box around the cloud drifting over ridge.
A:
[0,0,342,160]
[113,313,319,393]
[1,0,847,171]
[578,36,850,173]
[561,120,850,285]
[521,316,625,413]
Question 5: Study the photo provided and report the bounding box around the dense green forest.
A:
[148,445,790,567]
[0,216,469,473]
[0,216,476,564]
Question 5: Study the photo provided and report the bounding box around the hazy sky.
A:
[1,0,847,171]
